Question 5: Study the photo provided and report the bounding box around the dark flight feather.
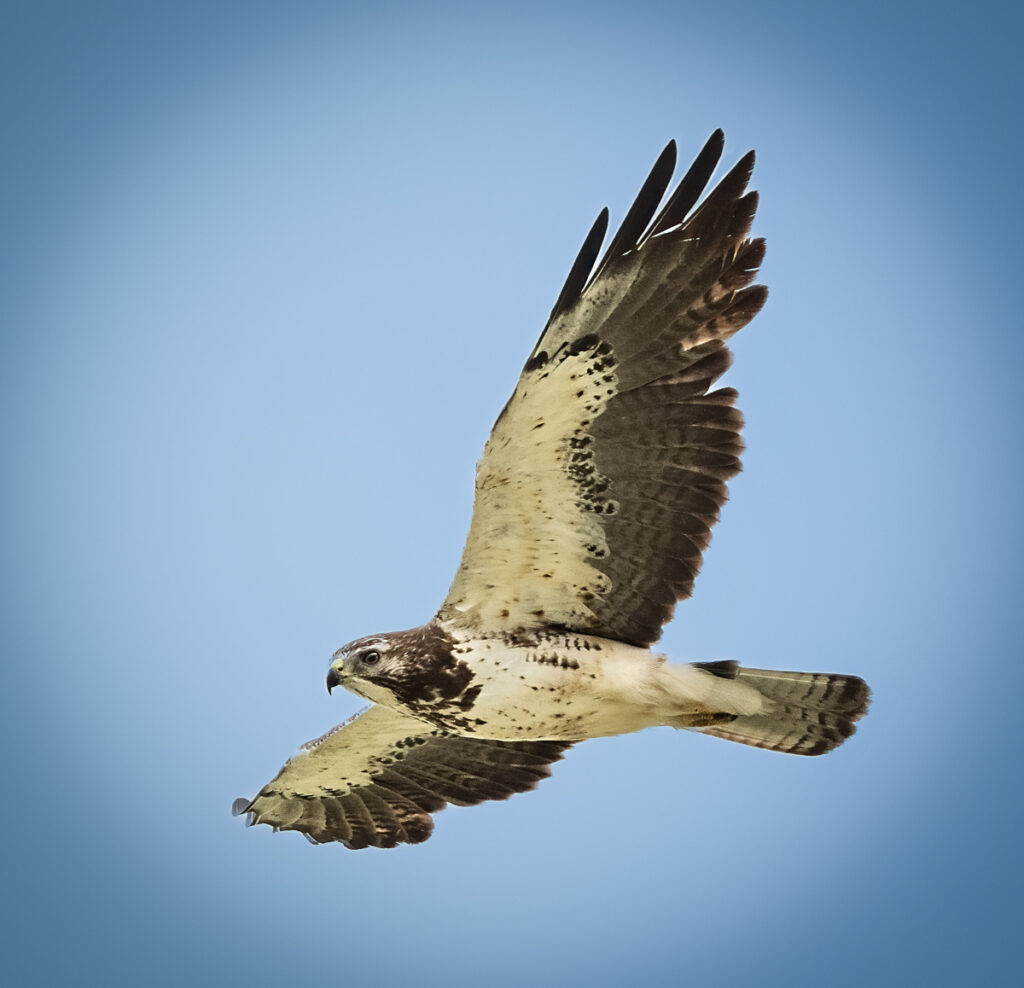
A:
[583,139,678,291]
[547,208,610,326]
[645,129,725,239]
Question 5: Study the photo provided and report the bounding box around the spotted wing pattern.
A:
[233,704,571,848]
[440,132,767,646]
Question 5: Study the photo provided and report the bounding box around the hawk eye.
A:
[362,649,381,666]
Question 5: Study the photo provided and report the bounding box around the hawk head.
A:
[326,635,404,703]
[326,623,478,717]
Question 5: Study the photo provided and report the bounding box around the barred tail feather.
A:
[693,666,871,756]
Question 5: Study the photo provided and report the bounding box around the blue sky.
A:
[1,1,1020,985]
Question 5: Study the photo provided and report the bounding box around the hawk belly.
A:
[421,628,768,742]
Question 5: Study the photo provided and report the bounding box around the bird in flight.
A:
[234,131,870,849]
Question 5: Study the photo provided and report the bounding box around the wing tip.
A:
[548,130,752,323]
[655,138,678,175]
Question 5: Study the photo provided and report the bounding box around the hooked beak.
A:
[326,666,343,695]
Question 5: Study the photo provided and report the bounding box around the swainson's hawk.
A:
[234,132,870,849]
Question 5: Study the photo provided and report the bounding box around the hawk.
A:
[234,132,870,849]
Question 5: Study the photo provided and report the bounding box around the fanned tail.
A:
[691,664,871,756]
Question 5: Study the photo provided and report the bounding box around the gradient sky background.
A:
[2,2,1021,985]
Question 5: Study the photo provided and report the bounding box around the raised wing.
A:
[440,131,766,647]
[233,704,571,849]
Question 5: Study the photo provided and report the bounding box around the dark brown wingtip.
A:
[547,206,610,326]
[733,149,756,187]
[647,129,727,238]
[586,140,680,289]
